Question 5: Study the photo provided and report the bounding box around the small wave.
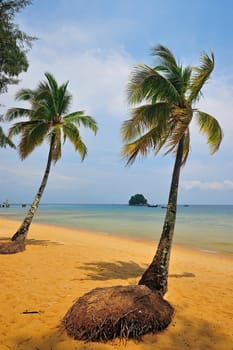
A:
[200,249,218,254]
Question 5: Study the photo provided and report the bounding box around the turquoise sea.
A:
[0,204,232,253]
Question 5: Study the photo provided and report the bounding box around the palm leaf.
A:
[15,88,35,102]
[18,121,49,159]
[189,52,214,103]
[5,107,32,121]
[121,126,168,165]
[196,111,223,153]
[64,113,98,134]
[121,102,170,142]
[127,64,180,105]
[57,82,71,115]
[63,122,87,160]
[151,44,178,69]
[0,126,15,148]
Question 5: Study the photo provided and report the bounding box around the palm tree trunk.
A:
[11,135,55,242]
[138,136,184,295]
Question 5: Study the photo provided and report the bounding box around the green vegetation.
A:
[5,72,98,242]
[0,1,34,150]
[0,0,35,94]
[129,193,148,206]
[0,125,15,148]
[121,44,223,295]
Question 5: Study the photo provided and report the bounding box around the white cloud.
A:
[182,180,233,190]
[5,23,133,119]
[1,13,233,204]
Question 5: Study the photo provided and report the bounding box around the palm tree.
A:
[5,72,98,242]
[121,45,223,296]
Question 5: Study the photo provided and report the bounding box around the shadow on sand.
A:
[77,260,196,281]
[0,236,63,246]
[78,260,145,280]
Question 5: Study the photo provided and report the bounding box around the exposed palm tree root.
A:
[62,284,174,342]
[0,240,25,254]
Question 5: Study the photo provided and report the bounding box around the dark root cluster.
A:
[0,240,25,254]
[62,284,174,342]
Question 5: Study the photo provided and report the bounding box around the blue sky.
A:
[1,0,233,204]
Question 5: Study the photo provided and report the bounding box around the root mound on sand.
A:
[62,284,174,342]
[0,240,25,254]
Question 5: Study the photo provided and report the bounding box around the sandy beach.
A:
[0,217,232,350]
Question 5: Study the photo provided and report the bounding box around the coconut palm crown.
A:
[121,45,223,295]
[5,72,98,242]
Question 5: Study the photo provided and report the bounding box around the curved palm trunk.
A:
[138,136,184,296]
[11,136,55,242]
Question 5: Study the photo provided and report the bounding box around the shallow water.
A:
[1,204,232,253]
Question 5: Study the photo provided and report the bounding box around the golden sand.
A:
[0,217,232,350]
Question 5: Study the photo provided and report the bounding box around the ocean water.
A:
[0,204,232,253]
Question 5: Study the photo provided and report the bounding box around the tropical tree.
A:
[0,0,34,157]
[0,0,35,94]
[5,72,98,242]
[121,45,223,295]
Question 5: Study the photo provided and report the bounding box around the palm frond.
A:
[0,126,15,148]
[127,64,180,105]
[151,44,178,68]
[44,72,59,93]
[15,88,35,102]
[63,122,87,160]
[180,66,192,97]
[121,127,167,166]
[36,73,60,117]
[30,102,50,121]
[57,81,71,115]
[64,113,98,134]
[5,107,32,121]
[196,111,223,153]
[18,121,49,159]
[121,102,170,142]
[8,120,38,138]
[189,52,214,103]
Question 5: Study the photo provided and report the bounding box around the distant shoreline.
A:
[0,203,232,254]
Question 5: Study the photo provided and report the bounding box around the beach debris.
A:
[0,240,25,254]
[22,310,41,314]
[62,284,174,342]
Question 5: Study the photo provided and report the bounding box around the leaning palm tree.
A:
[121,45,223,296]
[5,72,97,242]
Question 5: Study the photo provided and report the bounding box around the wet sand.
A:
[0,217,232,350]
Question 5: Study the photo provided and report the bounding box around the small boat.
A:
[147,204,158,208]
[22,203,27,207]
[2,200,10,208]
